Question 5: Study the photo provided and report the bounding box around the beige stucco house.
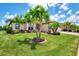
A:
[11,21,61,33]
[11,22,49,32]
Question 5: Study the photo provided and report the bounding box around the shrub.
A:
[62,29,68,31]
[12,30,19,34]
[19,30,25,33]
[6,27,12,33]
[0,26,3,31]
[52,32,60,35]
[3,25,12,34]
[3,25,9,30]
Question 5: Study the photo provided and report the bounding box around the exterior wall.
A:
[12,23,16,30]
[24,23,29,31]
[20,24,25,30]
[11,23,28,31]
[19,23,29,31]
[26,23,29,30]
[40,24,49,32]
[11,23,49,32]
[33,24,36,31]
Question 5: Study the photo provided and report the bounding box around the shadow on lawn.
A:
[17,38,37,50]
[17,38,32,45]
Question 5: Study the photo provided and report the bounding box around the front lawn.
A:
[0,31,78,56]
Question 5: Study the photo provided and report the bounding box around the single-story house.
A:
[11,22,49,32]
[11,21,61,33]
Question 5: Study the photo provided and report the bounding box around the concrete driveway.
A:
[61,31,79,36]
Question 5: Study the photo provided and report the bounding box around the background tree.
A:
[5,15,23,33]
[71,24,76,32]
[62,22,72,31]
[49,21,60,34]
[0,26,3,31]
[6,15,22,26]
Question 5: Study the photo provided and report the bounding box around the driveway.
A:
[61,31,79,36]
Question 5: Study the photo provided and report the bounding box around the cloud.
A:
[59,3,69,11]
[65,14,79,25]
[58,11,62,14]
[50,14,59,21]
[0,12,17,26]
[50,14,66,22]
[47,3,57,7]
[28,3,58,10]
[4,12,17,19]
[53,14,79,25]
[26,9,30,13]
[65,15,76,22]
[0,20,6,26]
[59,14,66,18]
[67,10,72,15]
[28,3,48,10]
[76,11,79,14]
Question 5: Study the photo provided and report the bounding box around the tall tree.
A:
[6,15,22,26]
[6,15,23,31]
[33,5,49,38]
[63,22,72,31]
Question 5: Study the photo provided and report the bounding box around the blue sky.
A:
[0,3,79,26]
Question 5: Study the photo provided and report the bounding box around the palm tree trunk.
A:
[36,28,41,38]
[38,29,41,38]
[36,29,39,38]
[52,28,58,33]
[36,24,41,38]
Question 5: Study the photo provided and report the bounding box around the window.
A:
[15,23,20,29]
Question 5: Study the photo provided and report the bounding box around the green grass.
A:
[0,31,79,56]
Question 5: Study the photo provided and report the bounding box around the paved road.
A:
[61,31,79,56]
[61,31,79,36]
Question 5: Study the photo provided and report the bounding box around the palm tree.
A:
[6,15,22,26]
[70,23,78,32]
[6,19,15,26]
[6,15,26,33]
[6,15,23,31]
[33,5,49,38]
[49,21,60,34]
[63,22,72,31]
[6,18,16,32]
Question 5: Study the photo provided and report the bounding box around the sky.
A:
[0,3,79,26]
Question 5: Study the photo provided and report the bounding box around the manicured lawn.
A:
[0,31,78,56]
